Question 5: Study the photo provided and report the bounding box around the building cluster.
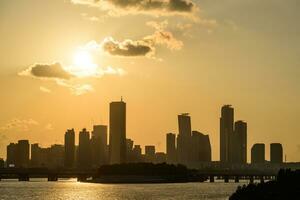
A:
[251,143,283,164]
[3,101,283,169]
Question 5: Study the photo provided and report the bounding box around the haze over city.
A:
[1,0,300,164]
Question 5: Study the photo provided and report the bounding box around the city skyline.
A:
[1,0,300,162]
[2,100,286,166]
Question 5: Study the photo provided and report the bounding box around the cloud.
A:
[102,37,153,57]
[20,61,126,96]
[101,21,183,57]
[19,63,73,80]
[0,118,39,131]
[71,0,196,16]
[39,86,51,93]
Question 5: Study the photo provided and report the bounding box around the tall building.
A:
[6,143,17,167]
[234,121,247,163]
[126,138,134,163]
[145,145,155,163]
[270,143,283,164]
[48,144,64,168]
[166,133,176,164]
[64,129,75,168]
[109,100,126,164]
[220,105,234,163]
[16,140,30,168]
[31,143,42,167]
[251,143,265,164]
[155,152,166,163]
[191,131,212,163]
[132,145,142,162]
[177,114,192,165]
[91,125,108,167]
[78,128,91,168]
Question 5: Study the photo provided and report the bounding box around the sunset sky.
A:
[0,0,299,162]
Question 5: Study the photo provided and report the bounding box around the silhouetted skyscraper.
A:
[220,105,234,163]
[91,125,108,167]
[145,145,155,163]
[177,113,192,165]
[109,100,126,164]
[6,143,17,167]
[234,121,247,163]
[133,145,142,162]
[78,128,91,168]
[191,131,212,163]
[126,138,134,163]
[270,143,283,164]
[251,143,265,164]
[31,143,42,167]
[166,133,176,164]
[16,140,30,168]
[64,129,75,168]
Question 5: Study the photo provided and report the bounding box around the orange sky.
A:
[0,0,299,162]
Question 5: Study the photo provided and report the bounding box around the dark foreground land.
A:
[87,163,207,183]
[230,169,300,200]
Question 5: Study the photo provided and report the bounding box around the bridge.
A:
[0,168,97,181]
[196,168,278,183]
[0,167,279,183]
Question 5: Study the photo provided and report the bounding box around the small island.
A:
[229,169,300,200]
[87,163,207,184]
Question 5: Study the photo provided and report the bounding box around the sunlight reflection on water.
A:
[0,179,245,200]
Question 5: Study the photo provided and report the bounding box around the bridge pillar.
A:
[77,175,87,182]
[19,174,29,181]
[260,176,264,183]
[224,176,229,183]
[234,176,239,183]
[209,175,214,182]
[48,175,58,181]
[249,176,254,184]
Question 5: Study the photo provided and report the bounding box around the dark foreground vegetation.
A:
[230,169,300,200]
[89,163,206,183]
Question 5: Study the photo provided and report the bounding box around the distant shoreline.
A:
[84,175,206,184]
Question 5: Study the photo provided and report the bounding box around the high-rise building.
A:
[191,131,212,163]
[155,152,166,163]
[234,121,247,163]
[109,100,126,164]
[270,143,283,164]
[16,140,30,168]
[78,128,91,168]
[126,138,134,163]
[166,133,176,164]
[64,129,75,168]
[220,105,234,163]
[6,143,17,167]
[91,125,108,167]
[132,145,142,162]
[31,143,42,167]
[177,114,192,165]
[251,143,265,164]
[145,145,155,163]
[48,144,64,168]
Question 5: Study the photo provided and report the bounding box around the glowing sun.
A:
[71,50,98,77]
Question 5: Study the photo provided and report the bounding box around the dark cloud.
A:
[19,63,73,80]
[71,0,196,15]
[102,37,153,57]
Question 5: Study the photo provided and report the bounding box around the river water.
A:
[0,179,247,200]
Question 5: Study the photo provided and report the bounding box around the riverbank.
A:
[84,162,207,184]
[86,175,206,184]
